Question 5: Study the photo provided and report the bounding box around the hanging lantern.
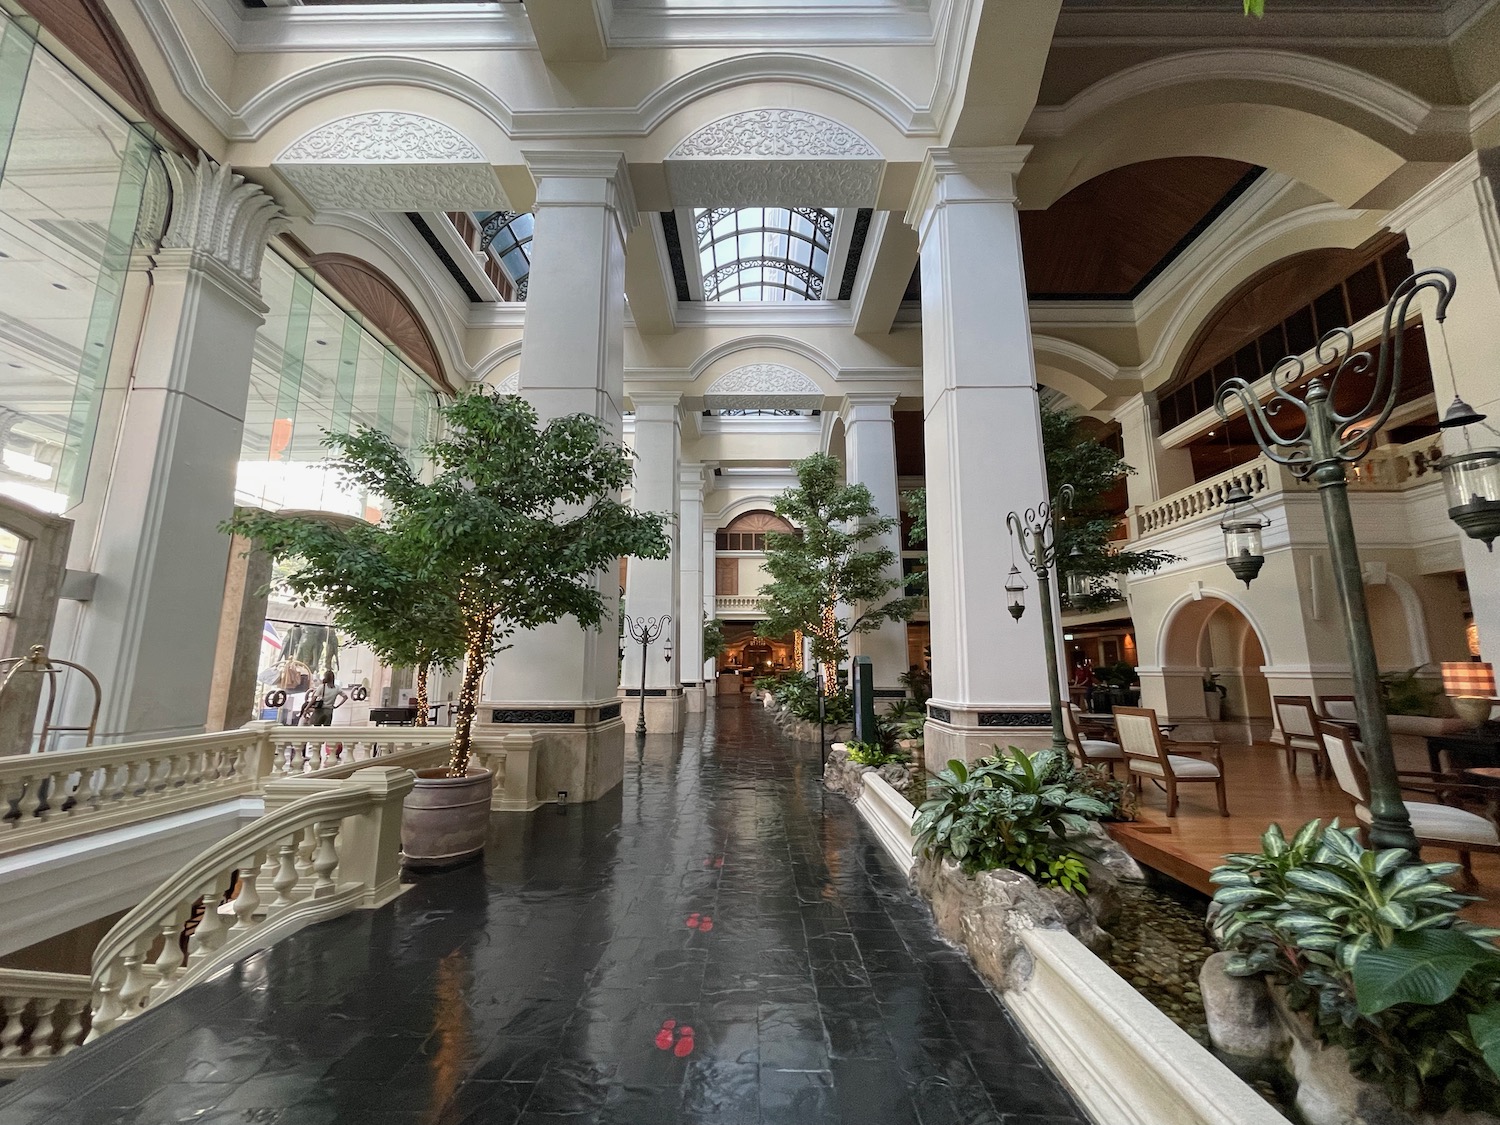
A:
[1220,484,1270,588]
[1064,569,1087,606]
[1436,396,1500,551]
[1005,565,1028,621]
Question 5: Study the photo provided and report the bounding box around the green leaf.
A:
[1352,930,1498,1015]
[1284,867,1357,898]
[1468,1004,1500,1081]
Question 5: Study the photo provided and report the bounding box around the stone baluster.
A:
[294,826,316,884]
[29,997,57,1057]
[271,839,299,908]
[230,860,262,935]
[56,998,85,1054]
[0,996,24,1058]
[148,914,185,999]
[115,941,152,1021]
[15,774,42,822]
[88,968,123,1042]
[187,878,227,962]
[310,821,340,898]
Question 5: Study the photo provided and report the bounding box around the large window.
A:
[0,12,152,514]
[695,207,833,302]
[237,251,440,520]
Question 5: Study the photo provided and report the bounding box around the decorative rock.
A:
[1199,953,1287,1060]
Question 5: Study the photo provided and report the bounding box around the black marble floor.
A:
[0,698,1088,1125]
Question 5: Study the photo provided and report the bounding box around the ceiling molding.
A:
[1053,0,1497,45]
[191,0,535,52]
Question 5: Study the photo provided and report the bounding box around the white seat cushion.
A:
[1398,803,1500,847]
[1080,740,1122,760]
[1130,755,1222,779]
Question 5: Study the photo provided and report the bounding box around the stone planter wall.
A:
[823,744,914,802]
[766,702,850,745]
[1200,953,1500,1125]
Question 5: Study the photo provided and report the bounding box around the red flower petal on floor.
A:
[674,1026,695,1057]
[714,856,724,868]
[685,913,700,929]
[654,1019,675,1050]
[698,917,713,933]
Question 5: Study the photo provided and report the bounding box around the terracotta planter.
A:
[402,766,494,870]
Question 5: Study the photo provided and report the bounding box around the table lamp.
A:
[1441,661,1497,724]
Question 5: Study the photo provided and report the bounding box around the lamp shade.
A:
[1441,661,1496,697]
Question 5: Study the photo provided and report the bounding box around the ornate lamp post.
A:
[1213,269,1460,852]
[623,614,672,736]
[1006,485,1075,756]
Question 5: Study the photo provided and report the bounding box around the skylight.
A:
[694,207,833,302]
[477,211,534,298]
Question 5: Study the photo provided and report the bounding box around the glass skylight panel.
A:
[478,210,534,292]
[693,207,834,302]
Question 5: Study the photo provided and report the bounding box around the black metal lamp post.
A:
[623,613,671,737]
[1213,269,1461,853]
[1006,485,1075,756]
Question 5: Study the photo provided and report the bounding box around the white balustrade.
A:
[0,970,92,1075]
[1135,456,1279,537]
[85,768,413,1043]
[715,594,767,612]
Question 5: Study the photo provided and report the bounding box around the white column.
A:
[678,462,707,712]
[621,393,683,731]
[906,147,1058,767]
[702,524,718,683]
[484,152,636,731]
[72,154,283,742]
[1112,394,1193,513]
[1389,153,1500,663]
[840,393,909,695]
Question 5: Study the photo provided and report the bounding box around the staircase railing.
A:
[0,723,451,856]
[0,768,413,1073]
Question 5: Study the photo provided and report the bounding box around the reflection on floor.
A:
[0,698,1087,1125]
[1110,742,1500,928]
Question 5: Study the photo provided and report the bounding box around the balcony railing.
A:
[716,594,767,613]
[1134,435,1447,540]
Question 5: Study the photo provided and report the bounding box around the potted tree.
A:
[227,391,670,867]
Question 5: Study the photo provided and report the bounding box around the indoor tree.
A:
[226,511,465,725]
[757,453,922,695]
[228,391,670,776]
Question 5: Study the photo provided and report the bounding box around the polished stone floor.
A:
[0,699,1087,1125]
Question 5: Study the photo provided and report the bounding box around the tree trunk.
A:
[414,664,429,726]
[450,639,486,777]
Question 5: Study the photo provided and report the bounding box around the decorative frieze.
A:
[672,110,877,159]
[702,364,822,411]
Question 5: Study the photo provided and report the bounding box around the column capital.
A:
[906,146,1031,232]
[679,461,709,494]
[630,390,683,422]
[1109,393,1154,428]
[160,152,287,293]
[521,149,638,237]
[839,392,900,426]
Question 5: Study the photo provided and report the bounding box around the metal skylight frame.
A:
[692,206,834,302]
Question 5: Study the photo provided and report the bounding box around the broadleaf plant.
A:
[912,749,1112,894]
[227,391,671,777]
[1211,820,1500,1110]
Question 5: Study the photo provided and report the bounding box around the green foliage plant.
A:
[899,666,933,706]
[757,454,922,695]
[1211,820,1500,1110]
[912,749,1112,894]
[844,740,908,768]
[1380,665,1441,717]
[226,391,670,777]
[703,617,727,663]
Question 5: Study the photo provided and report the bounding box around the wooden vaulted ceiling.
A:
[1019,157,1259,299]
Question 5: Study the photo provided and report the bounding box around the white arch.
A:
[689,335,841,384]
[1364,566,1433,667]
[472,341,525,385]
[1026,49,1444,141]
[1155,586,1275,670]
[711,495,794,528]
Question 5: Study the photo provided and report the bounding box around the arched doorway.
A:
[1158,593,1273,740]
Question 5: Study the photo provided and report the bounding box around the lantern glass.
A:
[1441,450,1500,508]
[1222,519,1264,563]
[1004,565,1027,620]
[1439,449,1500,550]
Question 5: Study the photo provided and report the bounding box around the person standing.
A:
[305,670,347,727]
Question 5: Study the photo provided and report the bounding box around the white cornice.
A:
[671,302,854,328]
[608,1,938,46]
[1051,0,1498,45]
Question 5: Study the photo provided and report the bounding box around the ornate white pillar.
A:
[72,153,284,743]
[906,147,1058,768]
[702,524,718,684]
[840,393,909,696]
[482,152,636,797]
[621,393,683,731]
[1112,393,1193,514]
[1389,153,1500,662]
[678,462,707,712]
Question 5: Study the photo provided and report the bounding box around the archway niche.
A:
[1158,593,1273,741]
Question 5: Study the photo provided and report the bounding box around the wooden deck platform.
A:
[1107,743,1500,928]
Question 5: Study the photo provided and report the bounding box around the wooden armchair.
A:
[1316,695,1358,723]
[1319,720,1500,879]
[1115,705,1228,817]
[1272,695,1327,778]
[1062,704,1123,777]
